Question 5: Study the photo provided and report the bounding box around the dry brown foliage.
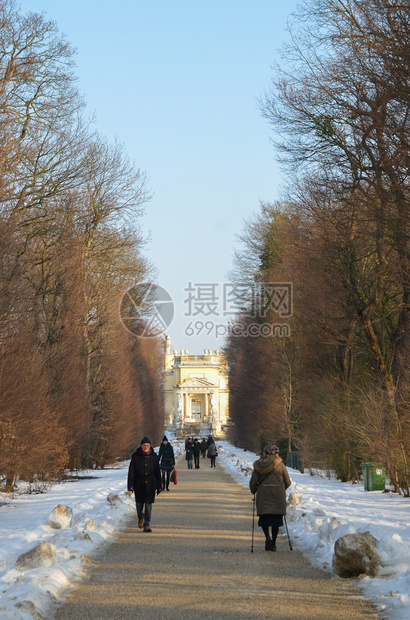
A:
[0,1,164,490]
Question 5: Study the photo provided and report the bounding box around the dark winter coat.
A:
[185,447,193,461]
[127,446,162,503]
[249,454,291,516]
[159,442,175,471]
[207,442,217,457]
[192,441,201,456]
[200,439,207,454]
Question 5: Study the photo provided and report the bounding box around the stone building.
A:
[163,335,229,437]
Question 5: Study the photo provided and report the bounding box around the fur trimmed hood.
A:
[250,453,291,517]
[253,453,283,476]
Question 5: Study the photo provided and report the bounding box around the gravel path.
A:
[54,458,380,619]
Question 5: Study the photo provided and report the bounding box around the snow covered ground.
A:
[217,441,410,619]
[0,439,409,619]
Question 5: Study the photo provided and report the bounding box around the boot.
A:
[265,538,272,551]
[271,527,278,551]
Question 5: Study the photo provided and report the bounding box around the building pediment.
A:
[178,377,216,389]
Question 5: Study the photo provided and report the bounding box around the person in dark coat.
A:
[192,438,201,469]
[185,442,193,469]
[158,436,175,491]
[185,436,192,450]
[127,436,162,532]
[200,438,207,458]
[207,438,217,467]
[249,444,291,551]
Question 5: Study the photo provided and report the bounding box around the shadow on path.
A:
[54,458,381,619]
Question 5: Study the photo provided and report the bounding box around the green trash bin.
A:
[360,462,369,490]
[368,462,386,491]
[287,451,304,473]
[361,462,385,491]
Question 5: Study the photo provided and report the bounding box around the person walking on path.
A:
[207,439,217,467]
[249,443,291,551]
[127,437,162,532]
[200,438,207,458]
[192,438,201,469]
[158,436,175,491]
[185,442,194,469]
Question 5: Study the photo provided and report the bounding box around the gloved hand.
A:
[157,488,162,495]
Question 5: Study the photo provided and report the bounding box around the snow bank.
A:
[0,439,409,618]
[0,463,136,619]
[216,441,410,619]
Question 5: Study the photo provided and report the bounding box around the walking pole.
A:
[284,515,293,551]
[251,495,256,553]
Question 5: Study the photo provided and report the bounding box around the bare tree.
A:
[0,1,163,485]
[260,0,410,491]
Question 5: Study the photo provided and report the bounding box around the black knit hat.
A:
[140,436,152,445]
[162,436,168,441]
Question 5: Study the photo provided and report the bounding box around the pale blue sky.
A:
[19,0,299,352]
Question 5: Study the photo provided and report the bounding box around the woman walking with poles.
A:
[249,444,291,551]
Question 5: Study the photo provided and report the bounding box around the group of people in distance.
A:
[185,435,217,469]
[127,435,291,553]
